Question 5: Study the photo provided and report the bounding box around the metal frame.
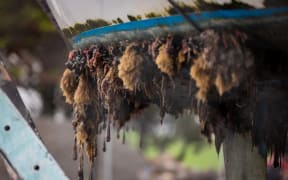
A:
[0,62,68,179]
[0,90,68,179]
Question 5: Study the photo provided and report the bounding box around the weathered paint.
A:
[72,7,288,43]
[0,89,68,180]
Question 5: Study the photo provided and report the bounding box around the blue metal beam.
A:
[0,89,68,180]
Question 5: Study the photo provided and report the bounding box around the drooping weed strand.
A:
[60,69,78,104]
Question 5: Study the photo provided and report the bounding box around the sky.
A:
[46,0,264,28]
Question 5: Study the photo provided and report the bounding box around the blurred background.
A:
[0,0,285,180]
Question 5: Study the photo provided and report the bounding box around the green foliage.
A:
[166,141,224,171]
[126,131,224,171]
[124,110,224,170]
[0,0,56,50]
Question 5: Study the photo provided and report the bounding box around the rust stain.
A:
[0,64,12,82]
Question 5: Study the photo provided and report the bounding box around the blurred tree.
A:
[0,0,56,51]
[0,0,68,115]
[134,106,204,162]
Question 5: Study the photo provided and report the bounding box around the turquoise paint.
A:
[0,90,68,180]
[72,7,288,44]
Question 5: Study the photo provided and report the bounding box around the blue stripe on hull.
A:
[72,7,288,43]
